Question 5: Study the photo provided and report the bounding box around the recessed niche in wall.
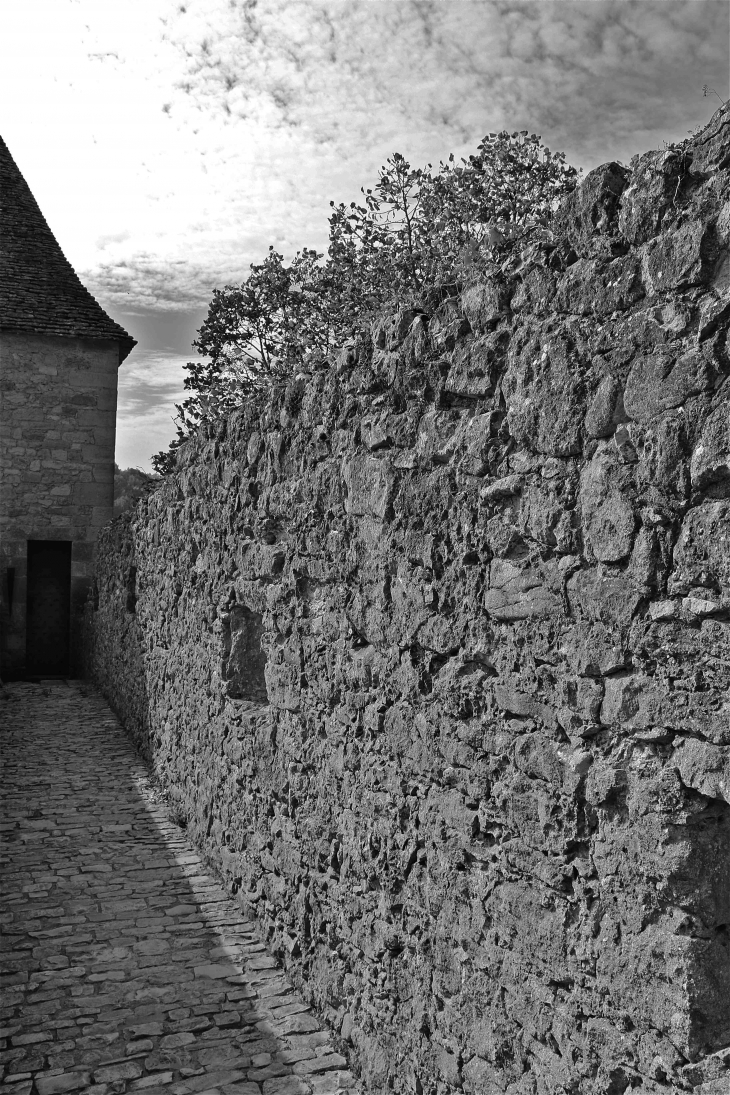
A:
[221,605,268,703]
[125,566,137,614]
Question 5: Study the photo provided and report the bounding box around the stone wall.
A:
[87,105,730,1094]
[0,332,119,673]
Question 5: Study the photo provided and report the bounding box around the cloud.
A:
[76,0,727,312]
[116,305,209,355]
[90,256,227,312]
[113,305,211,469]
[161,1,728,167]
[116,349,190,470]
[95,230,132,251]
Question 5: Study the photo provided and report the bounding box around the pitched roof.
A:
[0,135,135,363]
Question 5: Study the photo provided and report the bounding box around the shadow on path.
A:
[0,682,358,1095]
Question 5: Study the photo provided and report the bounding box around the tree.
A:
[152,129,579,473]
[162,248,338,456]
[113,464,161,513]
[327,131,578,306]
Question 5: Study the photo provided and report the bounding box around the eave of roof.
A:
[0,135,136,364]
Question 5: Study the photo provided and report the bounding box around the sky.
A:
[1,0,728,471]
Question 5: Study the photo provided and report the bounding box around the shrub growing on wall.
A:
[152,131,578,473]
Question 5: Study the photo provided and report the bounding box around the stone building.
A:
[0,136,135,678]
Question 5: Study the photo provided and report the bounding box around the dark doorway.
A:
[26,540,72,676]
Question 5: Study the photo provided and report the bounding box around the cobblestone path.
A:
[0,682,358,1095]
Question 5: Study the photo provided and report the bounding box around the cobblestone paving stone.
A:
[0,682,359,1095]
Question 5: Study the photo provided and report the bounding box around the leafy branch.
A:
[152,130,579,474]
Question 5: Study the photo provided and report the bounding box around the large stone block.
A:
[552,161,629,257]
[502,333,587,456]
[623,348,716,421]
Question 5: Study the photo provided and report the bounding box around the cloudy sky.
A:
[1,0,727,470]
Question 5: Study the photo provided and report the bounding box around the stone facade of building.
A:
[0,136,134,676]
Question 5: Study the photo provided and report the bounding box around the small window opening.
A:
[221,605,268,703]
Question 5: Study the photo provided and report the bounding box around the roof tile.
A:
[0,135,136,363]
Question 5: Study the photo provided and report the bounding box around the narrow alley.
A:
[0,682,358,1095]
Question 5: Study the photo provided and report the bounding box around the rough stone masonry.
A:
[85,104,730,1094]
